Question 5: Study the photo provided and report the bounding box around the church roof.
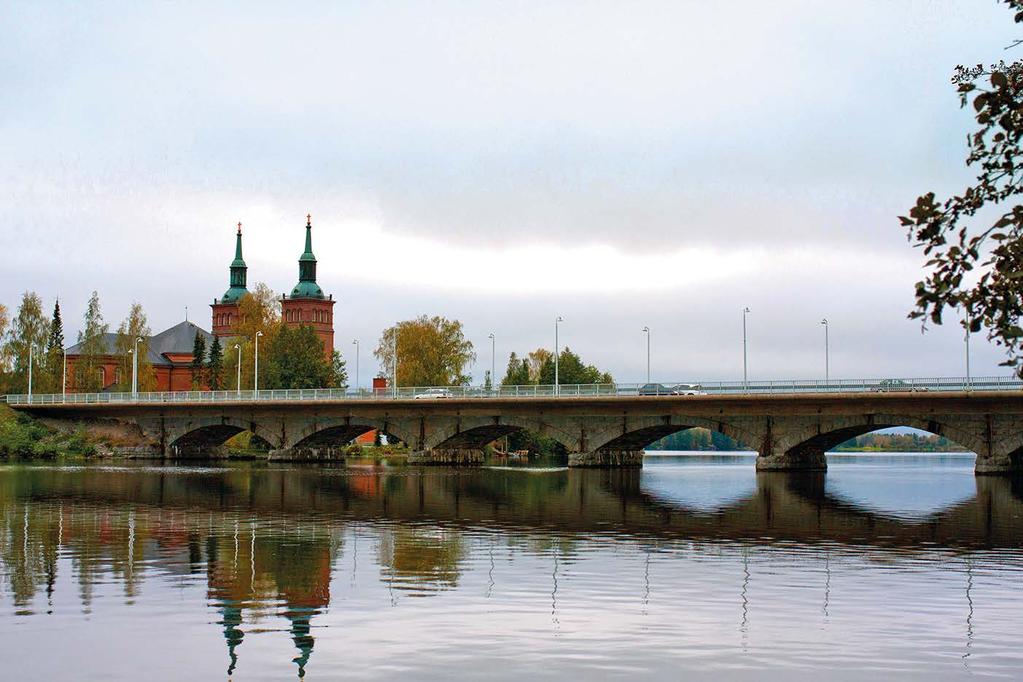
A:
[65,321,213,366]
[151,321,214,359]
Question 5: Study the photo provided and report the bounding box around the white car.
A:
[413,388,453,400]
[672,384,707,396]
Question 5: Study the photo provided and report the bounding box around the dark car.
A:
[638,383,673,396]
[875,379,928,393]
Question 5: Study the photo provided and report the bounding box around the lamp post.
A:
[254,331,263,394]
[642,326,651,384]
[488,333,495,393]
[234,343,242,397]
[965,314,972,391]
[352,339,360,395]
[27,343,33,404]
[742,307,750,393]
[393,335,398,398]
[554,316,564,395]
[132,336,143,397]
[62,346,67,402]
[820,318,829,387]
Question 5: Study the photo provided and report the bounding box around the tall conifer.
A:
[207,335,224,390]
[44,299,65,393]
[191,332,207,389]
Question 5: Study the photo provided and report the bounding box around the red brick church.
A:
[66,216,335,392]
[212,214,335,359]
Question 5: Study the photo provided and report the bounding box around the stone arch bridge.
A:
[16,391,1023,474]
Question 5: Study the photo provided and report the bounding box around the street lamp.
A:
[254,331,264,394]
[393,335,398,397]
[965,313,972,391]
[352,339,360,394]
[488,333,495,392]
[132,336,143,397]
[642,326,651,384]
[62,346,67,402]
[742,307,751,392]
[820,319,829,387]
[27,343,33,403]
[554,316,564,395]
[234,343,242,396]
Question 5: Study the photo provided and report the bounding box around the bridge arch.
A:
[587,415,760,453]
[780,414,984,462]
[425,415,580,452]
[168,417,282,450]
[286,417,418,450]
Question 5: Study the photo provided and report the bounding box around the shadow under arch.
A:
[789,423,980,463]
[428,419,579,455]
[597,423,755,452]
[288,417,416,449]
[168,413,284,456]
[170,425,274,454]
[294,424,404,448]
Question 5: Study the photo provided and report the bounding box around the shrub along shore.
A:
[0,404,97,460]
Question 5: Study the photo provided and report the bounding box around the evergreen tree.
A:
[501,352,531,386]
[536,347,613,385]
[42,299,65,394]
[76,291,109,392]
[207,335,224,391]
[191,332,207,389]
[330,350,348,389]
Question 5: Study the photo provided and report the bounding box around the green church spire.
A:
[220,222,248,303]
[290,214,325,299]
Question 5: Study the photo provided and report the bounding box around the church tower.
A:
[281,215,335,359]
[211,222,248,337]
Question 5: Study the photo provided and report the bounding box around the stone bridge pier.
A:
[17,392,1023,475]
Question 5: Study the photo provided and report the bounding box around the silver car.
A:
[413,388,453,400]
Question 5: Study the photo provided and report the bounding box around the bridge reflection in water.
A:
[1,457,1022,678]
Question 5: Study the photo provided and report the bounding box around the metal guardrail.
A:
[2,376,1021,406]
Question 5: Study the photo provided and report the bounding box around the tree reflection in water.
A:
[0,461,1021,677]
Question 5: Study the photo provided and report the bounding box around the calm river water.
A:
[1,453,1022,680]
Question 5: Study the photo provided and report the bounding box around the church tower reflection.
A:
[204,522,336,678]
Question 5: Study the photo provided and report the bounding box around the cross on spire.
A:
[237,221,242,235]
[306,213,312,225]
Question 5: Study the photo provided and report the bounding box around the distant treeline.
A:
[647,429,968,453]
[829,432,967,453]
[646,428,744,451]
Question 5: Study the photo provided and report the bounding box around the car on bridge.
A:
[638,383,707,396]
[414,388,453,400]
[875,379,928,393]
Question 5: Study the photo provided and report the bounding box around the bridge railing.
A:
[3,375,1022,405]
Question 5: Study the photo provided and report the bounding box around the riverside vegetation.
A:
[0,404,96,460]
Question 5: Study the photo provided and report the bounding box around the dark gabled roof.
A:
[151,321,213,359]
[65,333,121,358]
[66,320,214,366]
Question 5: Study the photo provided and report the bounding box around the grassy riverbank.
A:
[0,404,98,460]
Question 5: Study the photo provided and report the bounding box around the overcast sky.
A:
[0,0,1018,385]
